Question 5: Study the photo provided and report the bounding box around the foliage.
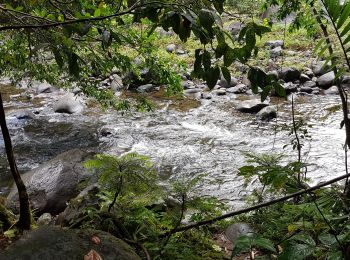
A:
[83,153,226,259]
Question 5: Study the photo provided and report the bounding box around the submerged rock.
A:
[236,99,269,113]
[1,226,140,260]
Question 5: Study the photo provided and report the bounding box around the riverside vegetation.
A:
[1,0,350,259]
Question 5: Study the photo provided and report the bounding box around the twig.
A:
[160,172,350,237]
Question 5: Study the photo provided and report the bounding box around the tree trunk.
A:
[0,93,31,230]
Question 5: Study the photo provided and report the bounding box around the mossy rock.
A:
[1,226,141,260]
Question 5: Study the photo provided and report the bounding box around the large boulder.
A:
[316,71,335,89]
[278,68,301,82]
[53,93,84,114]
[236,99,269,113]
[6,149,94,215]
[1,226,140,260]
[257,106,277,120]
[312,60,331,76]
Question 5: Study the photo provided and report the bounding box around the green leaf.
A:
[202,50,211,70]
[94,8,101,17]
[213,0,225,14]
[253,237,276,253]
[273,82,286,98]
[337,2,350,28]
[67,52,80,77]
[261,85,271,102]
[198,9,215,32]
[205,66,220,89]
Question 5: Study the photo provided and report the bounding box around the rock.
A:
[324,85,339,95]
[184,88,201,95]
[37,213,53,226]
[6,149,93,215]
[279,67,301,82]
[300,73,310,83]
[8,110,35,120]
[312,60,331,76]
[166,44,176,53]
[304,68,314,78]
[342,75,350,84]
[2,226,140,260]
[110,74,123,92]
[227,22,243,37]
[303,81,316,88]
[201,93,212,99]
[137,84,154,93]
[181,81,195,89]
[36,82,56,94]
[300,86,313,94]
[176,49,186,55]
[212,89,226,96]
[236,99,269,113]
[242,75,251,87]
[265,40,284,48]
[270,46,282,58]
[316,71,335,89]
[226,84,248,94]
[53,93,84,114]
[267,70,279,80]
[57,184,101,227]
[225,223,253,243]
[257,106,277,121]
[312,88,320,95]
[218,75,238,88]
[283,82,298,94]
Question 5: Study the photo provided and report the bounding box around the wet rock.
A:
[279,67,301,82]
[137,84,154,93]
[257,106,277,121]
[213,89,226,96]
[225,223,253,243]
[166,44,176,53]
[316,71,335,89]
[184,88,201,95]
[226,84,248,94]
[300,73,310,83]
[303,81,316,88]
[270,46,282,58]
[2,226,140,260]
[300,86,313,94]
[6,149,93,216]
[53,93,84,114]
[236,99,269,113]
[218,75,238,88]
[312,60,331,76]
[283,82,298,94]
[8,109,35,120]
[312,88,320,95]
[265,40,284,48]
[201,93,212,99]
[36,82,57,94]
[324,85,339,95]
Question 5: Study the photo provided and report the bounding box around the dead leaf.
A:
[84,249,103,260]
[91,235,101,245]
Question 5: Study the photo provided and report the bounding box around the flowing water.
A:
[0,84,347,208]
